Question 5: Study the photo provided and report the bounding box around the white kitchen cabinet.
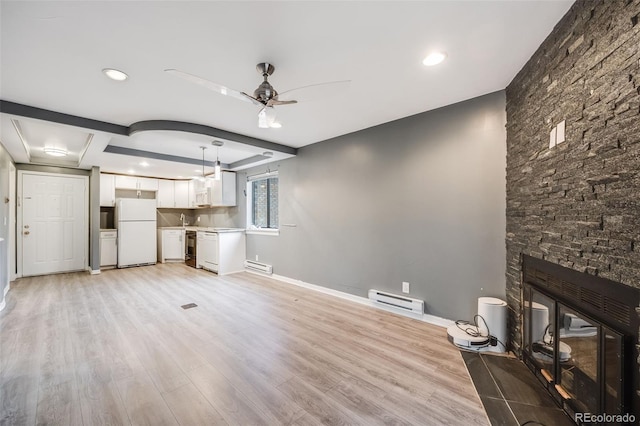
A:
[114,175,138,190]
[210,171,236,206]
[115,175,158,191]
[193,172,237,207]
[157,229,185,263]
[174,181,190,208]
[188,180,197,208]
[100,230,117,267]
[100,174,115,207]
[138,177,158,191]
[157,180,175,208]
[217,231,245,275]
[196,230,245,275]
[196,231,218,271]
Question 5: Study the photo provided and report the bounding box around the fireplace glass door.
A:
[521,255,638,420]
[558,304,599,414]
[523,283,626,417]
[524,287,556,381]
[603,327,623,415]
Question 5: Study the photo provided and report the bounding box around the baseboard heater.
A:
[368,290,424,315]
[244,260,273,275]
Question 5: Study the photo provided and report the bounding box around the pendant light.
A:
[198,146,208,183]
[212,140,224,180]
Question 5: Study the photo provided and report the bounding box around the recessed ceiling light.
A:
[102,68,128,81]
[43,147,67,157]
[139,161,149,167]
[423,51,447,66]
[127,169,136,174]
[177,175,184,179]
[263,151,274,157]
[269,122,282,129]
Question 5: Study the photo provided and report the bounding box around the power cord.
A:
[455,314,507,349]
[542,324,553,345]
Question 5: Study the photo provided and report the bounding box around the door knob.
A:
[24,225,29,229]
[24,231,30,235]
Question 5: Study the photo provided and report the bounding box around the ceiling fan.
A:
[165,63,350,128]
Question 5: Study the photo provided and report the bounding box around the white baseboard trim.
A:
[248,271,454,328]
[90,269,101,275]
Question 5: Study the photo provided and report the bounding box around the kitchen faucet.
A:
[180,213,188,227]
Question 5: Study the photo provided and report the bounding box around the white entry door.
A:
[20,172,87,277]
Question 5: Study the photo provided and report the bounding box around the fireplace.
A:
[521,255,639,424]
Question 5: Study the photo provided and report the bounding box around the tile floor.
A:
[462,352,575,426]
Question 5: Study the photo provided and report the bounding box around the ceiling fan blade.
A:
[257,106,276,128]
[277,80,351,103]
[267,99,298,107]
[240,92,264,107]
[165,69,261,105]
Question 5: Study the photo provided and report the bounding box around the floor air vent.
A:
[244,260,273,275]
[368,290,424,315]
[181,303,198,310]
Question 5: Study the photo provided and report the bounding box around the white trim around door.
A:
[17,171,89,278]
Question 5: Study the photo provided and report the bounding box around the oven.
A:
[185,230,197,267]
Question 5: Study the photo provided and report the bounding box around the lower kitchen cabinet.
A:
[196,230,245,275]
[100,230,117,268]
[157,229,185,263]
[197,231,218,271]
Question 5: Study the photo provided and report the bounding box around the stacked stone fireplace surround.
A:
[506,0,640,410]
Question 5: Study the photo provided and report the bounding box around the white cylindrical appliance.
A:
[477,297,507,353]
[524,301,549,343]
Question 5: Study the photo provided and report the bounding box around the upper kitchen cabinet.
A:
[192,171,236,207]
[157,179,175,208]
[115,175,158,191]
[138,177,159,191]
[211,171,237,206]
[174,181,190,208]
[100,173,115,206]
[188,180,197,208]
[157,179,190,208]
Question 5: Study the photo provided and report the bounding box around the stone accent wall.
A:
[506,0,640,357]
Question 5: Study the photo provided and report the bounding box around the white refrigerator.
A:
[116,198,157,268]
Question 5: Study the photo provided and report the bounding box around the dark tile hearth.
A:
[462,351,574,426]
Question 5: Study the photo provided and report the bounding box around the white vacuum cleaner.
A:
[447,297,507,353]
[524,301,572,362]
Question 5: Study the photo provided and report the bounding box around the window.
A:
[247,172,278,232]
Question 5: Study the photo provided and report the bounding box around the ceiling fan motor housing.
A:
[254,62,277,104]
[254,81,277,104]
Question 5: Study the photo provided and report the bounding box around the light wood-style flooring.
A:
[1,264,488,425]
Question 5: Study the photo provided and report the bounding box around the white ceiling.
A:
[0,0,573,179]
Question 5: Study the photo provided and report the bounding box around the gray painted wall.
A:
[244,91,507,321]
[89,167,100,271]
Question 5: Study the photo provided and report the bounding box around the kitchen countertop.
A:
[158,226,245,233]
